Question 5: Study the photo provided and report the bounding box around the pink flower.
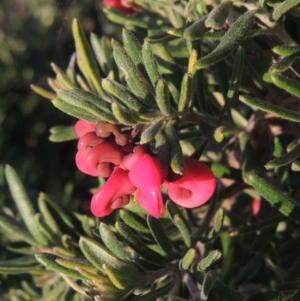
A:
[75,120,96,137]
[252,198,261,216]
[103,0,140,14]
[85,142,125,177]
[121,145,147,171]
[75,132,105,174]
[163,158,216,208]
[129,154,167,218]
[91,167,136,217]
[96,121,129,146]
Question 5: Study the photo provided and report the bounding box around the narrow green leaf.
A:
[35,253,87,280]
[142,41,160,87]
[102,264,126,290]
[240,133,256,174]
[35,213,58,245]
[140,120,164,144]
[272,45,300,56]
[239,94,300,123]
[291,160,300,171]
[72,19,106,97]
[102,78,146,112]
[146,32,178,43]
[147,215,179,258]
[119,209,151,234]
[49,125,77,142]
[132,281,174,301]
[43,194,78,232]
[166,201,191,248]
[75,267,108,287]
[155,130,170,170]
[5,165,46,245]
[60,257,98,274]
[205,0,232,29]
[35,283,66,301]
[220,46,244,121]
[179,248,196,270]
[265,140,300,169]
[195,11,255,69]
[156,79,173,116]
[0,256,40,274]
[104,7,155,29]
[270,55,296,72]
[50,63,76,89]
[0,211,39,246]
[151,43,181,103]
[213,208,224,233]
[165,121,185,175]
[79,237,139,280]
[178,73,194,115]
[30,84,56,100]
[99,223,133,262]
[60,275,90,298]
[115,221,168,266]
[272,0,300,21]
[57,89,116,123]
[271,72,300,98]
[52,98,102,123]
[273,136,283,158]
[243,171,300,223]
[21,281,40,299]
[201,270,217,300]
[122,29,143,67]
[197,250,222,271]
[184,16,209,40]
[112,40,155,106]
[111,102,137,125]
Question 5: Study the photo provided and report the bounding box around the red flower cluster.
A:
[103,0,141,14]
[75,120,216,219]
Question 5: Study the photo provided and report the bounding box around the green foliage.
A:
[2,0,300,300]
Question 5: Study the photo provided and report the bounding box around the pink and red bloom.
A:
[103,0,141,14]
[74,120,217,219]
[163,158,216,208]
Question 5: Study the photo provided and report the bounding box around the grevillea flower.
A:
[91,167,136,217]
[85,142,125,177]
[163,158,216,208]
[75,120,96,137]
[75,132,105,174]
[129,154,167,218]
[103,0,140,14]
[96,121,129,146]
[121,145,147,171]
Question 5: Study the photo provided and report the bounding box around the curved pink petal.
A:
[75,151,89,174]
[75,120,96,137]
[121,145,147,171]
[129,154,167,218]
[85,142,125,177]
[163,158,216,208]
[96,122,129,146]
[91,168,136,217]
[78,132,105,155]
[96,122,121,138]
